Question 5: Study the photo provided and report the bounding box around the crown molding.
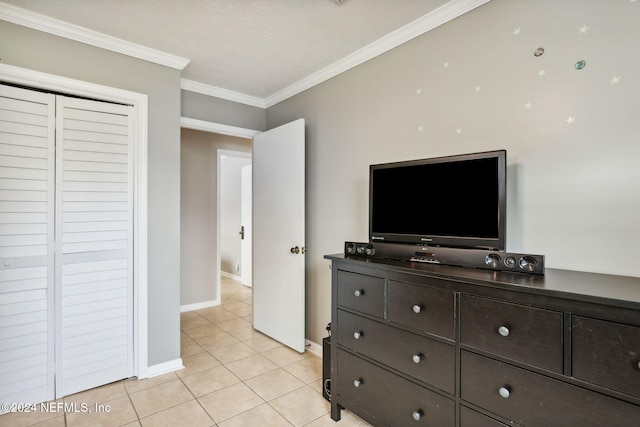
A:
[0,0,490,108]
[264,0,490,107]
[0,2,190,70]
[180,79,266,109]
[179,0,490,109]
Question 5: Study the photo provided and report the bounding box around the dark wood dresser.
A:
[324,254,640,426]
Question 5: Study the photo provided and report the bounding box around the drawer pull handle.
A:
[412,353,425,364]
[498,326,510,337]
[412,410,423,421]
[412,304,424,314]
[354,289,364,297]
[353,331,364,340]
[498,386,511,398]
[353,378,363,388]
[638,361,640,370]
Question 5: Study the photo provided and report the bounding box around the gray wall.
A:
[1,21,182,366]
[181,89,266,131]
[180,129,251,306]
[267,0,640,344]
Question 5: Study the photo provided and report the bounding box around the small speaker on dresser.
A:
[344,241,376,257]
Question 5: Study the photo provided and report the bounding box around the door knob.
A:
[290,246,300,254]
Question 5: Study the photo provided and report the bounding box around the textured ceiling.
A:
[2,0,449,99]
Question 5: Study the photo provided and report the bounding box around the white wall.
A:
[221,155,252,276]
[266,0,640,344]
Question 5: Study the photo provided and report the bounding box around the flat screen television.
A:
[369,150,506,251]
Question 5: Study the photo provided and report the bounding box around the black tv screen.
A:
[369,150,506,250]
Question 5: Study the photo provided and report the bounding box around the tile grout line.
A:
[175,372,219,427]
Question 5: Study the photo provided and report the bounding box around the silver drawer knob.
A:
[412,304,423,314]
[499,386,511,398]
[637,361,640,370]
[354,289,364,297]
[412,410,423,421]
[353,378,363,388]
[498,326,510,337]
[353,331,364,340]
[412,353,424,364]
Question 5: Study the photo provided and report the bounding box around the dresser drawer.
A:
[337,349,454,426]
[337,270,384,318]
[459,406,512,427]
[337,309,455,394]
[460,351,640,427]
[387,280,455,340]
[572,316,640,398]
[460,295,563,373]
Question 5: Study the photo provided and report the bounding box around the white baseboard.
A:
[146,358,184,378]
[305,339,323,358]
[180,299,220,312]
[221,271,252,286]
[221,271,242,282]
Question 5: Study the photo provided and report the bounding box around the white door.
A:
[252,119,305,352]
[0,85,56,406]
[55,96,134,396]
[240,165,252,287]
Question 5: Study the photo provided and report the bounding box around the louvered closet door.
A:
[0,85,56,405]
[55,96,134,397]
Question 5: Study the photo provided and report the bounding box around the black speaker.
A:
[322,336,331,401]
[369,242,545,275]
[344,241,376,257]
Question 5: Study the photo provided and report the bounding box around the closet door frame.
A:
[0,63,150,379]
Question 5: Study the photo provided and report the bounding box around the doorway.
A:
[179,118,259,310]
[180,118,306,352]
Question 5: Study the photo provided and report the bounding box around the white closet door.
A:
[0,85,56,407]
[55,96,134,396]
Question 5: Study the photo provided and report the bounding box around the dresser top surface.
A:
[325,254,640,309]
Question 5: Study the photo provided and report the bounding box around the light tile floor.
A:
[1,277,371,426]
